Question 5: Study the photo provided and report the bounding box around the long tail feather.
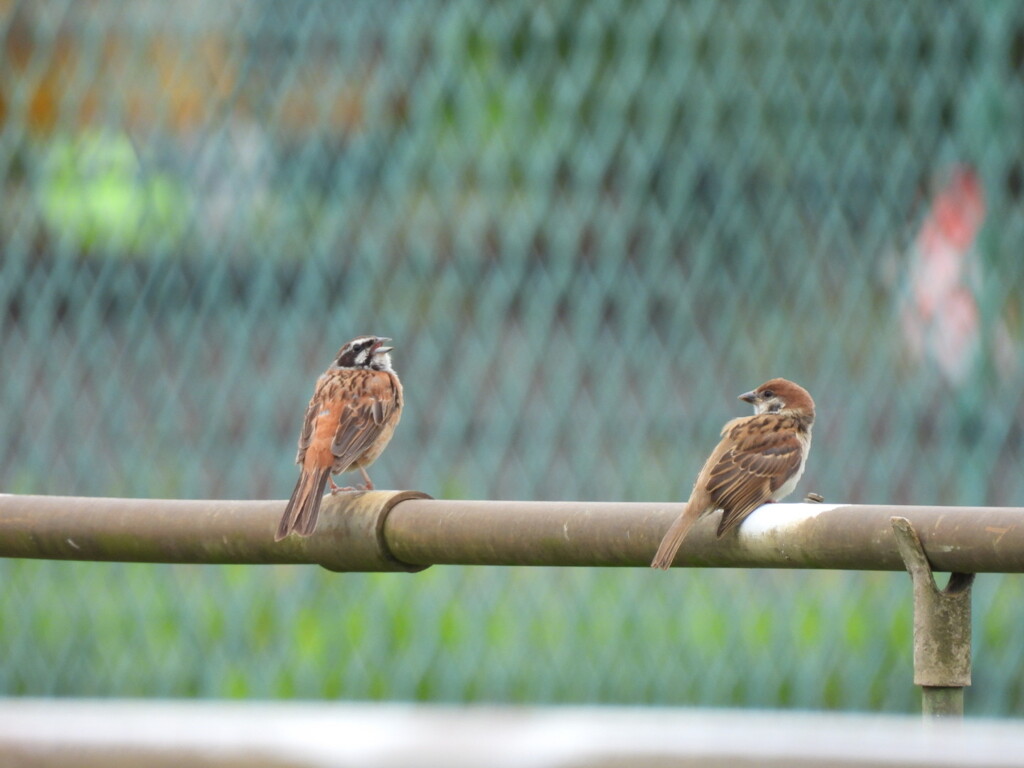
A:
[275,467,331,541]
[650,505,701,570]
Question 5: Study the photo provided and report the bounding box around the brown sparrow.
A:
[651,378,815,569]
[275,336,403,541]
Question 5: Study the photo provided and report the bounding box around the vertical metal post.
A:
[890,517,975,718]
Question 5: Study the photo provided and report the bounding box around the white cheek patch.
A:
[737,502,841,540]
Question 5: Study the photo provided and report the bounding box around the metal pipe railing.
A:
[2,490,1022,719]
[0,491,431,572]
[0,491,1021,573]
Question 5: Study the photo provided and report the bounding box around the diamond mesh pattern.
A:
[2,0,1024,713]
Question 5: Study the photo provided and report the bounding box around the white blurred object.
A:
[1,699,1023,768]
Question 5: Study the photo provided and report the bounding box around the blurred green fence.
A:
[2,0,1024,714]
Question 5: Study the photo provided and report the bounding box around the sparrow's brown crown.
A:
[738,377,815,416]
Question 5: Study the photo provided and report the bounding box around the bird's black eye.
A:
[762,389,774,399]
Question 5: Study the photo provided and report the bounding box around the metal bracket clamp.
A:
[307,490,432,573]
[890,516,975,717]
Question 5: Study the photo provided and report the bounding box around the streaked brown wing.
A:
[329,371,400,469]
[295,372,333,465]
[706,416,804,535]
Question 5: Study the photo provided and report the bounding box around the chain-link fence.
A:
[2,0,1024,714]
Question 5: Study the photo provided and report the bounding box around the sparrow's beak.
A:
[738,390,758,404]
[373,337,394,354]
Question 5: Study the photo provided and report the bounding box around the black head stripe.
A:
[336,337,377,368]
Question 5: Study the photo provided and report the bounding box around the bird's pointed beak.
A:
[738,390,757,404]
[373,337,394,354]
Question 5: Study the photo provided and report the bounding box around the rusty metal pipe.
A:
[0,491,429,573]
[385,499,1024,572]
[0,494,1023,573]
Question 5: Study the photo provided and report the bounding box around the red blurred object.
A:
[901,165,998,384]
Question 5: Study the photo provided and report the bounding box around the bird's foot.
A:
[328,478,356,494]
